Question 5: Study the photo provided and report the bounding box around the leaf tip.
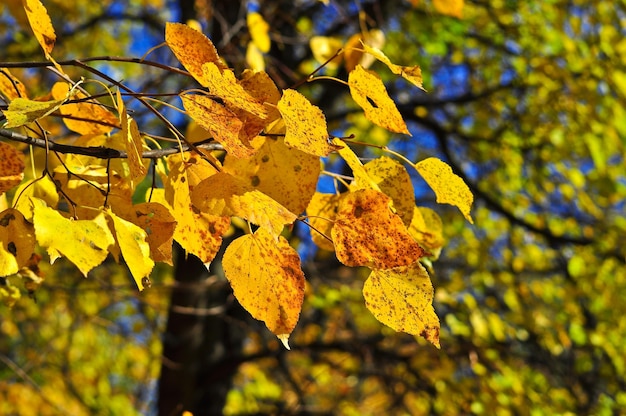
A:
[277,334,291,350]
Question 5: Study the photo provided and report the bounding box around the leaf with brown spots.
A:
[305,192,343,251]
[222,227,305,349]
[332,189,424,269]
[22,0,56,61]
[0,142,25,195]
[0,208,35,275]
[363,261,440,347]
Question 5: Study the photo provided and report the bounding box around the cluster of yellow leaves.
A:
[0,8,474,348]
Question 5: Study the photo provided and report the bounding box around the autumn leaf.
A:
[348,65,409,134]
[165,22,227,85]
[363,261,440,347]
[277,89,332,156]
[415,157,474,223]
[361,43,424,90]
[408,206,445,257]
[344,29,385,72]
[117,91,147,182]
[332,138,381,191]
[239,70,282,123]
[22,0,56,61]
[3,86,76,128]
[0,209,35,274]
[191,171,297,237]
[246,42,265,72]
[106,209,154,291]
[224,137,321,215]
[433,0,464,18]
[32,199,114,276]
[12,176,59,220]
[247,12,271,53]
[51,82,118,135]
[0,142,25,195]
[0,68,28,100]
[310,36,343,70]
[332,189,424,269]
[305,192,343,251]
[222,227,305,348]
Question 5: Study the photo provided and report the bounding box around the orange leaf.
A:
[0,68,28,101]
[277,89,332,157]
[415,157,474,223]
[0,142,25,195]
[165,22,227,85]
[332,189,424,269]
[222,227,305,347]
[433,0,464,18]
[363,262,440,347]
[51,82,118,135]
[348,65,410,134]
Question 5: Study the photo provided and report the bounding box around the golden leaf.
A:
[246,42,265,72]
[344,29,385,72]
[363,262,440,347]
[32,199,114,276]
[239,70,282,123]
[247,12,271,53]
[332,189,424,269]
[51,82,118,135]
[433,0,464,18]
[0,209,35,273]
[106,209,154,291]
[361,43,424,90]
[223,227,305,345]
[22,0,56,60]
[191,171,297,237]
[415,157,474,223]
[161,154,230,264]
[117,91,147,182]
[3,94,71,128]
[0,68,28,101]
[13,176,59,220]
[277,89,332,156]
[165,22,227,85]
[310,36,343,70]
[332,138,381,191]
[305,192,343,251]
[224,137,320,215]
[408,207,445,254]
[348,65,410,134]
[0,142,25,195]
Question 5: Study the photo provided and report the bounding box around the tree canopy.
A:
[1,0,625,415]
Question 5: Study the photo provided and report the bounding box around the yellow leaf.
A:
[0,242,18,277]
[224,137,321,215]
[305,192,343,251]
[247,12,271,53]
[165,22,227,85]
[3,93,72,128]
[0,68,28,100]
[222,227,305,343]
[277,89,332,156]
[344,29,385,72]
[51,82,118,135]
[361,156,415,226]
[106,209,154,291]
[201,62,269,119]
[348,65,410,134]
[22,0,56,60]
[0,209,35,273]
[239,69,282,123]
[32,199,114,276]
[363,262,440,347]
[161,153,230,264]
[415,157,474,223]
[332,138,381,191]
[181,94,252,158]
[433,0,464,18]
[117,91,147,181]
[0,142,25,195]
[191,172,297,237]
[310,36,343,70]
[332,189,424,269]
[408,207,445,255]
[246,42,265,72]
[361,43,424,90]
[13,176,59,220]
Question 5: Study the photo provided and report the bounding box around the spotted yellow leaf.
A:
[363,261,440,347]
[223,227,305,347]
[0,142,25,195]
[277,89,332,157]
[408,207,445,256]
[332,138,380,191]
[0,68,28,101]
[117,91,147,182]
[51,82,118,135]
[332,189,424,269]
[415,157,474,223]
[0,209,35,274]
[305,192,343,251]
[3,90,74,128]
[22,0,56,61]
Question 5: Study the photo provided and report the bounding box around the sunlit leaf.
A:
[361,43,424,90]
[51,82,118,135]
[22,0,56,60]
[363,261,440,347]
[191,171,297,237]
[433,0,464,18]
[408,207,445,255]
[415,157,474,223]
[117,91,147,182]
[332,189,424,269]
[348,65,410,134]
[32,199,114,276]
[0,68,28,100]
[344,29,385,72]
[332,138,381,190]
[12,176,59,220]
[106,209,154,291]
[247,12,271,53]
[0,209,35,274]
[3,93,72,128]
[246,42,265,71]
[305,192,343,251]
[277,89,332,156]
[0,142,25,194]
[310,36,343,70]
[165,22,227,85]
[222,227,305,346]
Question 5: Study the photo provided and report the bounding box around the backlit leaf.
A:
[191,172,297,237]
[415,157,474,223]
[247,12,271,53]
[332,138,380,191]
[224,137,321,215]
[3,93,72,128]
[363,262,440,347]
[51,82,118,135]
[22,0,55,60]
[0,68,28,100]
[277,89,332,156]
[32,199,114,276]
[106,209,154,291]
[12,176,59,220]
[332,189,424,269]
[0,142,25,194]
[408,206,445,255]
[0,209,35,273]
[361,43,424,90]
[305,192,343,251]
[222,227,305,346]
[310,36,343,70]
[165,22,227,85]
[348,65,410,134]
[433,0,464,18]
[118,91,147,182]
